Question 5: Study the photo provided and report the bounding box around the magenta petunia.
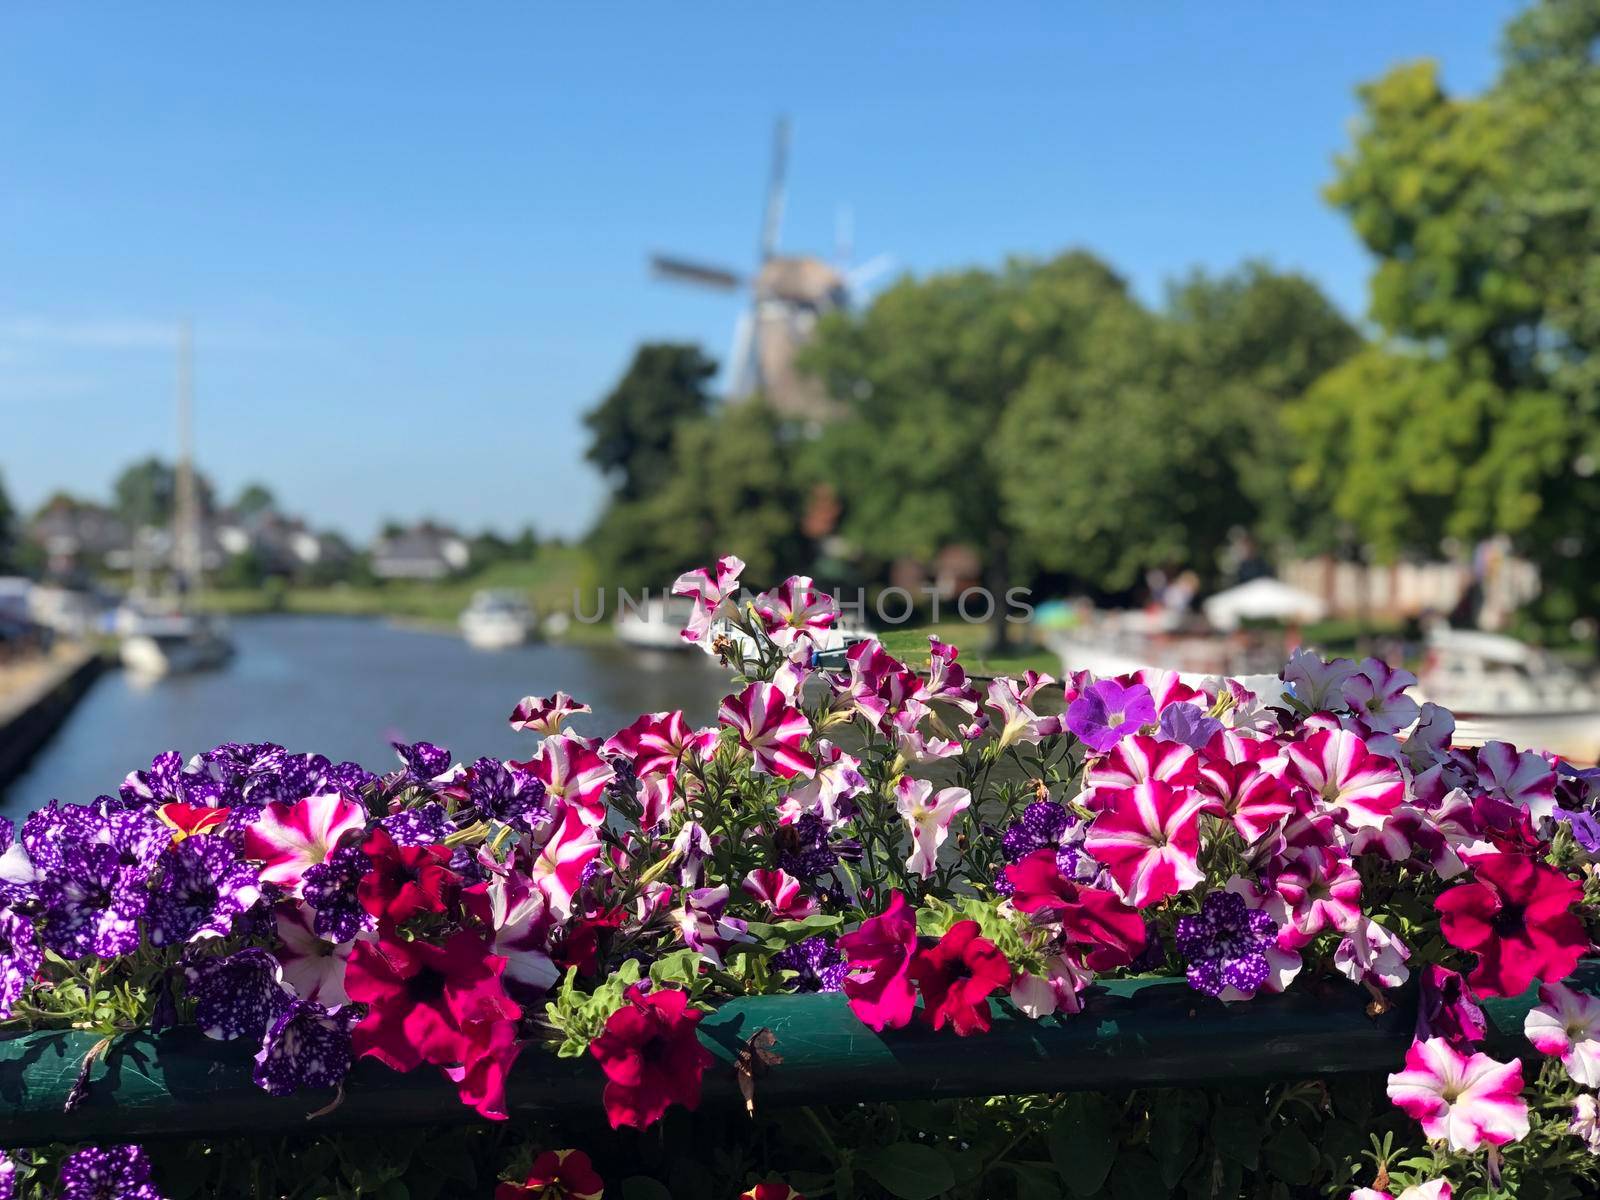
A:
[719,682,816,779]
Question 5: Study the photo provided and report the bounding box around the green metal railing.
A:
[2,963,1592,1148]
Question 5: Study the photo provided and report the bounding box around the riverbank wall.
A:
[0,646,106,792]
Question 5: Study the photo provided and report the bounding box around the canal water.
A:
[1,615,734,817]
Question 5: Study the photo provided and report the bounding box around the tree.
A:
[584,344,718,502]
[589,401,810,592]
[0,469,16,571]
[803,251,1140,642]
[233,482,277,519]
[1290,0,1600,630]
[112,457,214,528]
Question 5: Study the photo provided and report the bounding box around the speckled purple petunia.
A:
[378,801,456,847]
[1174,890,1278,998]
[57,1143,164,1200]
[37,842,148,960]
[182,948,292,1041]
[147,838,262,948]
[0,908,41,1020]
[772,935,847,993]
[252,1000,359,1097]
[300,844,372,943]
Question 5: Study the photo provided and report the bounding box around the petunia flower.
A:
[1083,781,1213,908]
[0,908,41,1021]
[1434,852,1587,997]
[1334,917,1412,990]
[518,736,616,827]
[1570,1094,1600,1154]
[742,867,818,920]
[740,1184,808,1200]
[719,682,816,779]
[391,740,454,787]
[463,870,559,1002]
[673,885,756,968]
[1524,981,1600,1087]
[1080,734,1198,812]
[1341,657,1421,734]
[1416,964,1487,1050]
[1065,679,1156,753]
[1175,890,1278,998]
[1386,1036,1529,1152]
[589,984,714,1129]
[909,920,1010,1036]
[772,936,847,993]
[272,901,367,1006]
[182,947,292,1041]
[1195,757,1295,844]
[1475,742,1557,824]
[1281,648,1358,710]
[1274,848,1362,946]
[346,930,520,1073]
[672,554,746,648]
[1284,728,1404,830]
[356,828,458,923]
[243,792,366,896]
[445,1014,525,1120]
[300,843,373,943]
[496,1149,605,1200]
[754,575,838,649]
[147,836,263,947]
[528,805,602,920]
[37,840,151,959]
[838,891,919,1031]
[894,778,972,879]
[1003,851,1146,971]
[56,1145,163,1200]
[1158,702,1223,750]
[253,999,359,1097]
[509,692,592,736]
[1351,1182,1452,1200]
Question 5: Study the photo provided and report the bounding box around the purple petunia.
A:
[38,842,148,960]
[1174,890,1277,998]
[1066,680,1156,753]
[392,740,451,786]
[378,801,456,847]
[772,935,848,993]
[147,838,262,947]
[0,908,41,1020]
[0,819,35,908]
[1157,702,1224,751]
[0,1148,13,1200]
[300,844,371,943]
[777,813,839,880]
[182,949,291,1041]
[57,1144,164,1200]
[252,1000,359,1096]
[466,757,548,828]
[1555,806,1600,855]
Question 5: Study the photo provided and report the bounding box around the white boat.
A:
[1417,628,1600,762]
[117,325,235,679]
[120,611,234,677]
[615,597,698,651]
[459,590,534,650]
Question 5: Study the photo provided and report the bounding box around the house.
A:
[27,498,131,577]
[369,523,470,581]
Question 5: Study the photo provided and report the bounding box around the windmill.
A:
[649,117,892,425]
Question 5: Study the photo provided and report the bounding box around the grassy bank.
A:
[197,546,606,636]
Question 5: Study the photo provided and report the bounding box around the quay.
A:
[0,644,105,793]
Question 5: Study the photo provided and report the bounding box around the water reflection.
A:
[3,615,733,816]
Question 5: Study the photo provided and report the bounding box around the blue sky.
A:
[0,2,1521,540]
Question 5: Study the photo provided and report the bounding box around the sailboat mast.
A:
[174,320,201,604]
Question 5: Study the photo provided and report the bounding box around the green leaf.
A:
[620,1177,673,1200]
[855,1142,957,1200]
[1048,1094,1120,1197]
[1261,1124,1317,1186]
[1148,1090,1208,1187]
[1210,1105,1262,1170]
[1004,1163,1065,1200]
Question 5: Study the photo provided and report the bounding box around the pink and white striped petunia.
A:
[1341,657,1421,734]
[753,576,838,649]
[986,677,1051,751]
[518,735,616,827]
[1274,847,1363,946]
[1082,735,1199,812]
[1475,742,1557,824]
[672,554,746,647]
[1284,728,1404,830]
[272,902,368,1006]
[1083,781,1214,909]
[719,682,816,779]
[1386,1037,1529,1152]
[741,867,818,920]
[469,869,560,1002]
[527,804,602,920]
[1195,757,1296,844]
[894,778,972,879]
[1351,1182,1452,1200]
[243,792,367,895]
[509,692,591,736]
[1524,981,1600,1087]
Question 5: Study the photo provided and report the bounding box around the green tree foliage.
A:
[584,344,717,503]
[1293,0,1600,626]
[113,457,215,528]
[589,401,809,591]
[0,468,16,571]
[232,482,277,519]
